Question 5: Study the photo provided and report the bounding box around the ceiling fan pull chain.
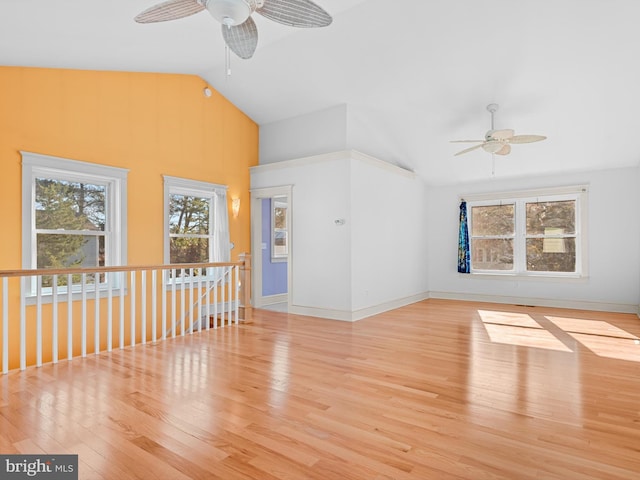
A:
[225,43,232,77]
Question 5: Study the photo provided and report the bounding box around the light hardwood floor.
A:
[1,299,640,479]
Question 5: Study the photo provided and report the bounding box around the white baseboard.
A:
[428,291,639,314]
[259,293,288,306]
[288,292,429,322]
[351,292,430,321]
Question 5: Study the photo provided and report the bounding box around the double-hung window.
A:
[21,152,128,295]
[163,176,230,279]
[467,186,588,277]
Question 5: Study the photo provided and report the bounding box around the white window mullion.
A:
[514,200,526,273]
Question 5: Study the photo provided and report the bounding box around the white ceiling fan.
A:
[134,0,332,60]
[451,104,546,156]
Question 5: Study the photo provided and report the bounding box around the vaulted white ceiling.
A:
[2,0,640,185]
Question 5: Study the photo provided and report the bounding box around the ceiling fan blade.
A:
[135,0,204,23]
[450,140,484,143]
[256,0,332,27]
[509,134,547,144]
[222,16,258,59]
[488,129,515,140]
[454,143,485,156]
[495,144,511,156]
[482,141,505,154]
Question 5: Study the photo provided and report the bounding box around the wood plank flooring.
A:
[1,299,640,479]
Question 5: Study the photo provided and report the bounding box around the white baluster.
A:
[152,269,157,343]
[3,277,9,374]
[52,274,59,363]
[81,273,87,357]
[141,270,147,345]
[130,271,136,347]
[228,267,233,326]
[20,276,26,370]
[221,269,226,327]
[161,270,167,341]
[205,274,210,331]
[180,269,186,336]
[67,273,73,360]
[94,272,100,355]
[234,266,239,325]
[213,271,218,330]
[171,269,177,338]
[36,276,43,367]
[197,273,202,333]
[119,272,125,349]
[189,268,194,334]
[107,272,113,352]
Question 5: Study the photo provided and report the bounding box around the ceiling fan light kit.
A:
[135,0,332,60]
[451,103,547,157]
[206,0,256,27]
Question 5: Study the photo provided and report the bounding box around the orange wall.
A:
[0,66,258,267]
[0,67,258,370]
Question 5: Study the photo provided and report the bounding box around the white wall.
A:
[251,152,352,314]
[259,104,348,165]
[251,150,429,320]
[427,166,640,313]
[350,155,429,313]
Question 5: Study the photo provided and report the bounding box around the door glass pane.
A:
[169,194,210,235]
[527,238,576,272]
[35,178,106,231]
[526,200,575,235]
[471,239,513,270]
[472,205,514,236]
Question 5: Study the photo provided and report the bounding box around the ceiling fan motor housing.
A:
[205,0,258,26]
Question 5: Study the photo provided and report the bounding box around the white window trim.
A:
[21,151,129,299]
[463,185,589,280]
[163,175,229,283]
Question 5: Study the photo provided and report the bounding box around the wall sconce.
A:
[203,86,212,97]
[232,197,240,218]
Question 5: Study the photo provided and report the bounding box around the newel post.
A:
[238,253,252,321]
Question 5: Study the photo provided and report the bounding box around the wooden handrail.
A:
[0,261,245,278]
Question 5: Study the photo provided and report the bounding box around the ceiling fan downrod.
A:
[487,103,498,131]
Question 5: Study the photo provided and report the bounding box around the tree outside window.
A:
[169,194,211,267]
[35,178,107,287]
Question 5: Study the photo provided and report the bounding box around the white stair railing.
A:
[0,259,250,374]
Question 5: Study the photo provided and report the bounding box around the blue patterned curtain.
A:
[458,201,470,273]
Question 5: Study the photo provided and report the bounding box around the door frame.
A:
[250,185,293,309]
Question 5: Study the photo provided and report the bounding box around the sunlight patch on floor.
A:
[546,316,640,362]
[477,310,640,361]
[478,310,542,329]
[478,310,572,352]
[482,323,573,352]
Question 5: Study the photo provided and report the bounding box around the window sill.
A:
[25,288,127,306]
[459,272,588,284]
